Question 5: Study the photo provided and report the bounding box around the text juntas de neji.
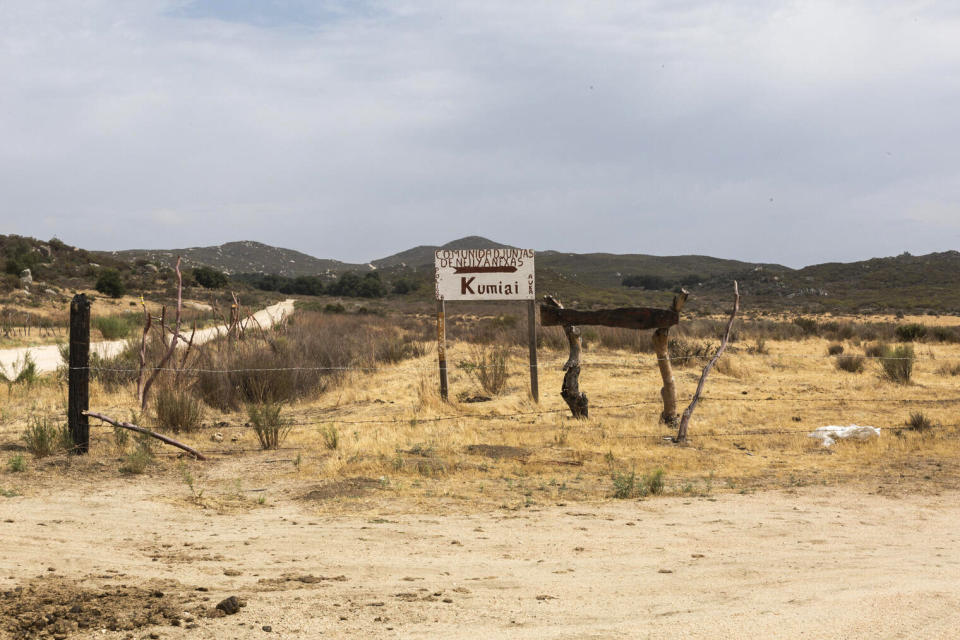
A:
[435,248,535,268]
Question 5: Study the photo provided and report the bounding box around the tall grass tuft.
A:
[320,425,339,450]
[154,384,204,432]
[248,402,290,450]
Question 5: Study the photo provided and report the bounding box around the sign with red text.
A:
[435,249,535,301]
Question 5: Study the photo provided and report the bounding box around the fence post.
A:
[527,299,539,403]
[437,298,448,401]
[68,293,91,454]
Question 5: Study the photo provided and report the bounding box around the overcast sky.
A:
[2,1,959,267]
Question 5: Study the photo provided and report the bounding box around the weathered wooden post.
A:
[652,290,688,426]
[543,296,587,418]
[68,293,91,454]
[437,298,449,401]
[527,299,539,403]
[540,301,682,420]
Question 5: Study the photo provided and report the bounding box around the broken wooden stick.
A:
[543,295,588,419]
[84,411,207,460]
[675,281,740,443]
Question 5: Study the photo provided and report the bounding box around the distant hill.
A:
[107,241,366,278]
[94,234,960,313]
[372,236,516,269]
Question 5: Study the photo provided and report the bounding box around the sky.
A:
[2,0,959,268]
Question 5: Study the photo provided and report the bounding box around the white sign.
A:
[435,249,535,301]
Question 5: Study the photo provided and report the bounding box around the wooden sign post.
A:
[435,249,538,402]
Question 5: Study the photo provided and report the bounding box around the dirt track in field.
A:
[2,479,958,639]
[0,299,294,376]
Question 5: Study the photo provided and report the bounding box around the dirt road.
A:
[0,299,294,376]
[2,479,957,639]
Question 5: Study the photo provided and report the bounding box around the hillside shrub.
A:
[95,268,126,298]
[193,266,229,289]
[827,343,844,356]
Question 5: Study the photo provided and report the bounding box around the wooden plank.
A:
[539,305,678,330]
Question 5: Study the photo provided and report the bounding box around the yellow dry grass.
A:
[3,327,960,510]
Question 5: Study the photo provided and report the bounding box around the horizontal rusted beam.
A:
[540,305,678,330]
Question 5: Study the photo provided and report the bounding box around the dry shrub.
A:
[714,355,747,379]
[458,344,510,396]
[864,342,888,358]
[22,416,71,458]
[196,312,424,410]
[881,344,915,384]
[835,354,866,373]
[154,383,204,432]
[668,338,715,368]
[827,343,844,356]
[935,362,960,376]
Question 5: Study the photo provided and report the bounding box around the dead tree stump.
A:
[544,296,588,418]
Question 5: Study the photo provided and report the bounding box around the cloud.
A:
[1,0,958,267]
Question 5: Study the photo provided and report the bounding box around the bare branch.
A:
[84,411,206,460]
[140,257,183,410]
[675,282,740,443]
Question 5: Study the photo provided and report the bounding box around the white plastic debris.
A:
[808,425,880,447]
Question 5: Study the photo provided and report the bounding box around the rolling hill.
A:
[106,241,366,278]
[7,233,959,313]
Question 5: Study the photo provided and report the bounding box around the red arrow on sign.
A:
[453,266,518,274]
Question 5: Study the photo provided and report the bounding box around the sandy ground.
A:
[2,479,958,639]
[0,299,294,376]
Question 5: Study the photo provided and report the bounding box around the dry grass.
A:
[3,312,960,509]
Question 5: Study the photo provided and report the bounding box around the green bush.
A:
[95,268,126,298]
[895,323,927,342]
[192,266,229,289]
[881,344,915,384]
[94,315,141,340]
